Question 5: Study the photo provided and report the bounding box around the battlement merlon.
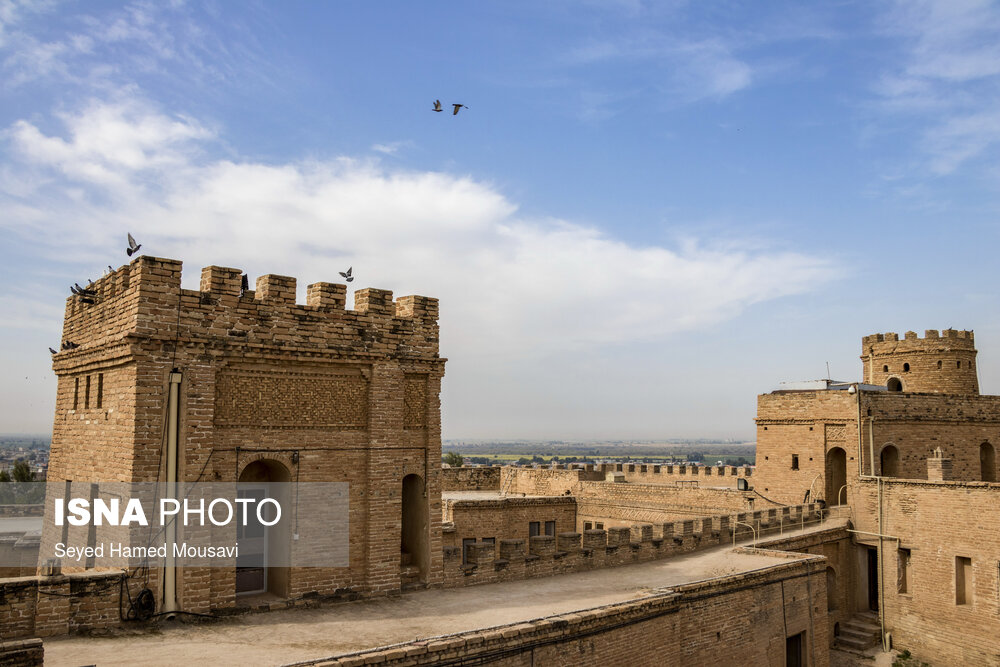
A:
[58,256,442,364]
[862,329,975,352]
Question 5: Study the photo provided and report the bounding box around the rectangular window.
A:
[481,537,495,557]
[897,548,911,594]
[595,522,604,530]
[584,521,593,531]
[84,375,91,409]
[956,556,972,605]
[544,520,556,536]
[73,378,79,410]
[529,522,540,537]
[792,454,799,470]
[96,373,104,408]
[462,538,476,565]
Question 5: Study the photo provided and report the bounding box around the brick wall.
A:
[851,478,1000,665]
[443,496,576,555]
[0,571,124,639]
[45,257,446,613]
[294,554,830,667]
[755,388,1000,506]
[594,462,752,487]
[759,526,858,646]
[0,638,43,666]
[441,467,501,491]
[443,504,825,589]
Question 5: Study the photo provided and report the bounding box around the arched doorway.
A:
[981,442,996,482]
[887,377,903,392]
[825,447,847,506]
[880,445,899,477]
[237,459,291,597]
[400,474,428,588]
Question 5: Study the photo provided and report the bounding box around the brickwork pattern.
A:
[214,369,369,428]
[293,556,830,667]
[45,256,446,617]
[862,329,978,394]
[852,478,1000,665]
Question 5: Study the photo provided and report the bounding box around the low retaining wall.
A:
[292,554,829,667]
[0,638,43,667]
[0,571,124,639]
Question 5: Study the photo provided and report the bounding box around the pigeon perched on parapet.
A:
[452,104,467,115]
[61,341,79,350]
[127,233,142,256]
[70,285,81,295]
[108,265,114,272]
[432,100,443,112]
[339,267,354,283]
[49,347,57,355]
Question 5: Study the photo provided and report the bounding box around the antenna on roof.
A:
[826,362,831,380]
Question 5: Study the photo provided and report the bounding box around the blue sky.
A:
[2,0,1000,439]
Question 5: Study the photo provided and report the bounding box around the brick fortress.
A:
[47,256,445,610]
[0,254,997,666]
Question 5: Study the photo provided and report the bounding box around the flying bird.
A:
[127,233,142,256]
[339,267,354,283]
[452,104,467,115]
[49,347,57,355]
[432,100,443,112]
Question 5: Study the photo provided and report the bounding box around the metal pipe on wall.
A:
[163,370,182,616]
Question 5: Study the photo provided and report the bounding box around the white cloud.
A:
[0,0,267,91]
[6,98,211,187]
[566,35,753,104]
[1,101,835,366]
[876,0,1000,175]
[370,140,414,156]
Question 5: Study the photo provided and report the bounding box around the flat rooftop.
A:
[43,519,844,667]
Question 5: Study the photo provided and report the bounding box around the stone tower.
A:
[861,329,978,394]
[48,256,445,612]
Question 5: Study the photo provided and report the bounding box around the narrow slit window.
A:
[903,363,910,372]
[96,373,104,409]
[898,548,911,594]
[792,454,800,470]
[956,556,972,605]
[84,375,91,409]
[73,377,79,410]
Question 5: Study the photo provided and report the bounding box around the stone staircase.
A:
[835,611,881,652]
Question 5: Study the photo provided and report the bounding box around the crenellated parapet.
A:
[442,503,825,588]
[862,328,978,394]
[54,256,442,373]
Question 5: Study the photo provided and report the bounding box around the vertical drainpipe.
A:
[856,385,887,649]
[163,370,182,615]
